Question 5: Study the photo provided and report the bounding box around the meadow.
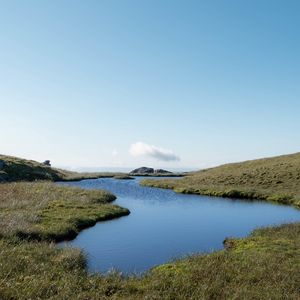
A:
[141,152,300,208]
[0,153,299,299]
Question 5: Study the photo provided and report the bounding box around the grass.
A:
[0,182,129,241]
[0,154,184,182]
[113,175,135,180]
[0,221,299,299]
[1,152,300,299]
[0,154,64,182]
[141,152,300,208]
[0,154,129,182]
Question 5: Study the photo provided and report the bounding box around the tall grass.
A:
[0,222,299,299]
[1,152,300,299]
[0,182,129,241]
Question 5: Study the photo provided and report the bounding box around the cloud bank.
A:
[130,142,180,162]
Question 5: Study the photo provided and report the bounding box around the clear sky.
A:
[1,0,300,170]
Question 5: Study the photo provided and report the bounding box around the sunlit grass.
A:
[0,182,129,241]
[0,221,299,299]
[1,152,300,299]
[141,152,300,208]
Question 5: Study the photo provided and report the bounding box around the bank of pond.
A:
[58,177,300,274]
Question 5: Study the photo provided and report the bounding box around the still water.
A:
[58,177,300,274]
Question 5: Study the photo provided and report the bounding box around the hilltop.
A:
[0,155,66,182]
[0,154,127,182]
[142,152,300,207]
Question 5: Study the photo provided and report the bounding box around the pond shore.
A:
[0,153,299,299]
[141,152,300,208]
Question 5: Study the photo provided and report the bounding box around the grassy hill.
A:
[0,154,126,182]
[0,154,65,182]
[142,152,300,207]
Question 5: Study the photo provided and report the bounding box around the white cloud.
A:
[129,142,180,162]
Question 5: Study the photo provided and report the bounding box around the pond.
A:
[58,177,300,274]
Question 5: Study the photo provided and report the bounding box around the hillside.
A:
[0,155,66,182]
[0,154,125,182]
[142,152,300,207]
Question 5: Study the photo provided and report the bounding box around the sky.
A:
[1,0,300,171]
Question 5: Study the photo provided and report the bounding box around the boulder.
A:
[130,167,154,174]
[0,171,8,182]
[0,160,5,170]
[43,160,51,166]
[223,237,236,250]
[154,169,172,174]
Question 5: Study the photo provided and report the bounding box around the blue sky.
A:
[1,1,300,170]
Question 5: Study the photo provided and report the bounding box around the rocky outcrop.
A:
[154,169,172,174]
[0,174,7,182]
[43,160,51,166]
[130,167,172,175]
[130,167,154,174]
[0,160,5,170]
[223,238,237,250]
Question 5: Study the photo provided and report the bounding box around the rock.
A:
[130,167,172,175]
[130,167,154,174]
[43,160,51,166]
[154,169,172,174]
[0,160,5,170]
[223,237,236,250]
[0,171,8,182]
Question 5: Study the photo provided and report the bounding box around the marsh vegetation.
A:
[142,152,300,208]
[0,153,300,299]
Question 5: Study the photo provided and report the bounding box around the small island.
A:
[130,167,182,177]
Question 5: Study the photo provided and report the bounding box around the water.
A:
[58,177,300,274]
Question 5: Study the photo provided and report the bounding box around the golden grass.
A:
[142,152,300,207]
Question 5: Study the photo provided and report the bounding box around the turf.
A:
[0,182,129,241]
[1,152,300,299]
[0,222,299,299]
[0,154,129,182]
[141,152,300,207]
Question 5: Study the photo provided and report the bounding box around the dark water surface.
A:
[58,177,300,274]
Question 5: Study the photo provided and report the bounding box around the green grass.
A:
[0,222,299,299]
[0,154,64,182]
[0,154,184,182]
[0,182,129,241]
[0,154,129,182]
[141,152,300,208]
[113,175,135,180]
[1,152,300,299]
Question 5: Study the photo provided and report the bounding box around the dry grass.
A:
[0,222,299,299]
[0,182,129,241]
[1,152,300,299]
[0,154,128,182]
[142,152,300,207]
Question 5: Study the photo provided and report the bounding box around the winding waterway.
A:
[58,177,300,274]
